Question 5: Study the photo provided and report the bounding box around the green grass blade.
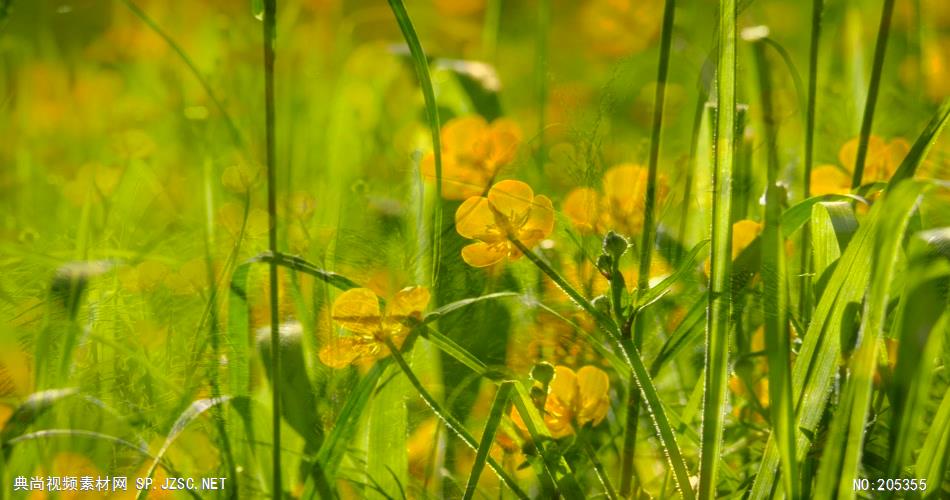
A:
[751,181,929,497]
[915,384,950,493]
[888,228,950,478]
[0,389,78,446]
[800,0,824,325]
[780,194,864,238]
[463,381,513,500]
[752,34,797,498]
[119,0,244,149]
[368,363,409,499]
[889,98,950,186]
[228,262,252,398]
[314,361,388,478]
[636,239,709,309]
[850,0,895,188]
[382,337,529,499]
[814,180,925,498]
[699,0,737,496]
[260,0,282,495]
[386,0,443,288]
[135,397,234,500]
[509,383,585,500]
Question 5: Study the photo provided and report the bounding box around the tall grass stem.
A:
[851,0,896,188]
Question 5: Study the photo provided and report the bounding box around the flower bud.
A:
[602,231,629,260]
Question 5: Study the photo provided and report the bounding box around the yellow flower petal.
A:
[488,180,535,221]
[319,336,368,368]
[576,366,610,426]
[562,187,601,234]
[520,195,555,245]
[443,116,489,152]
[389,286,431,320]
[455,196,498,240]
[331,288,382,335]
[461,242,508,267]
[549,366,578,413]
[487,118,522,166]
[810,164,852,196]
[732,220,763,260]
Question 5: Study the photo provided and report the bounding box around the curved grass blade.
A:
[463,381,513,500]
[386,0,443,288]
[699,0,738,495]
[119,0,244,149]
[814,180,925,498]
[751,181,930,497]
[0,388,78,448]
[888,98,950,187]
[252,252,361,291]
[780,194,864,238]
[135,397,235,500]
[382,337,529,500]
[887,228,950,478]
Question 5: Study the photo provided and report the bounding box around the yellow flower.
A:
[422,116,522,200]
[581,0,664,57]
[455,180,555,267]
[319,286,430,368]
[512,365,610,438]
[810,136,910,195]
[562,164,668,236]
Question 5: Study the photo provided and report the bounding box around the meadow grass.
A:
[1,0,949,499]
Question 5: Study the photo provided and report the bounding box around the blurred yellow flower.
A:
[512,365,610,438]
[455,180,555,267]
[562,164,667,236]
[423,116,522,200]
[319,286,430,368]
[62,163,124,206]
[221,164,262,194]
[581,0,663,57]
[704,219,762,276]
[810,135,910,195]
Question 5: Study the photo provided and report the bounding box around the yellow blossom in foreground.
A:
[512,365,610,438]
[422,116,522,200]
[319,286,430,368]
[562,164,668,236]
[810,135,910,195]
[455,180,555,267]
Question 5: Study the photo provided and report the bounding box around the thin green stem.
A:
[386,0,443,289]
[536,0,550,174]
[624,1,676,495]
[800,0,823,327]
[580,434,619,500]
[120,0,244,150]
[752,37,798,500]
[383,338,529,500]
[510,238,694,499]
[261,0,281,497]
[699,0,736,496]
[851,0,895,188]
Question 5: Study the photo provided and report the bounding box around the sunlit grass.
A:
[1,0,949,499]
